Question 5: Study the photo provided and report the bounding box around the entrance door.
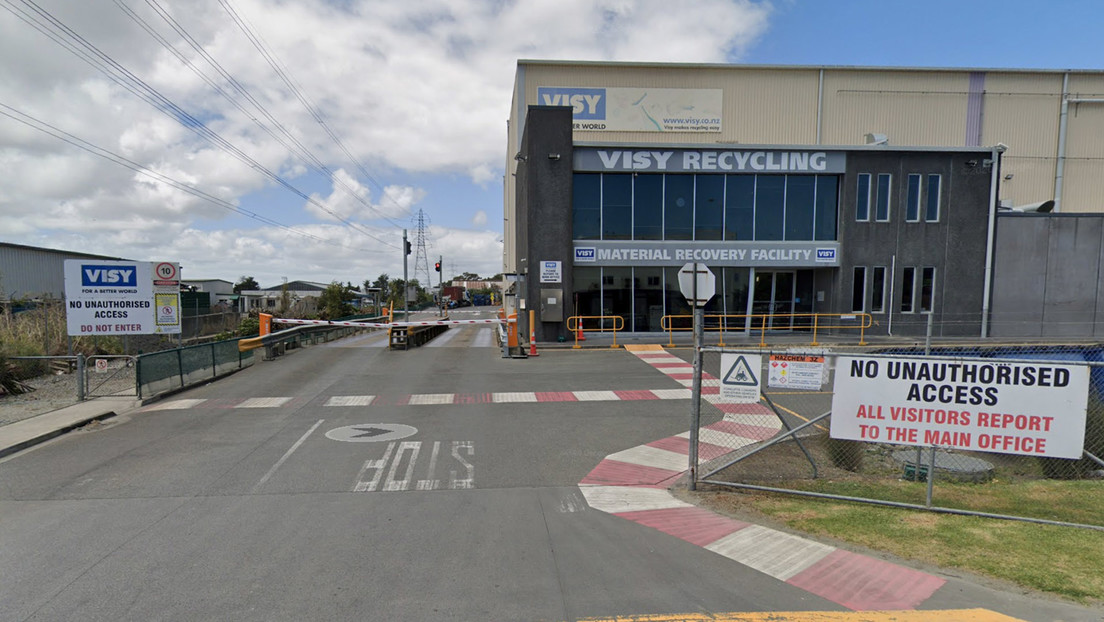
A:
[752,271,796,329]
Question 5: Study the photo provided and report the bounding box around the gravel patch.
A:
[0,373,84,427]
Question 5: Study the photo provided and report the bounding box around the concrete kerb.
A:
[0,397,140,459]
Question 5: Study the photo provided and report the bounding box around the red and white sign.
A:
[830,355,1089,459]
[768,354,825,390]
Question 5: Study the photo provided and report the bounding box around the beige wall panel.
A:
[1059,160,1104,213]
[980,73,1062,159]
[996,155,1056,208]
[820,70,970,146]
[1063,100,1104,159]
[1065,74,1104,97]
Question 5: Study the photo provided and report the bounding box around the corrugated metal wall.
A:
[0,244,125,301]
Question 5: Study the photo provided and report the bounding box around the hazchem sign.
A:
[830,356,1089,459]
[64,260,181,336]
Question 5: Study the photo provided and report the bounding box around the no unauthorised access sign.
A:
[830,355,1089,459]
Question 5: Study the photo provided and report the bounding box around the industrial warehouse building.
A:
[504,61,1104,341]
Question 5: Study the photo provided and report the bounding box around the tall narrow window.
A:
[925,175,941,222]
[875,173,892,221]
[856,173,871,221]
[572,173,601,239]
[871,266,887,313]
[900,267,916,313]
[852,266,867,312]
[664,174,694,240]
[920,267,936,312]
[906,174,921,222]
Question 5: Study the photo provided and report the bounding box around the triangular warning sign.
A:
[722,355,759,386]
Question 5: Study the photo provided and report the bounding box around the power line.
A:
[216,0,412,228]
[1,0,400,250]
[0,101,388,254]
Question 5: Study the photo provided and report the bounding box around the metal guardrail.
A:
[566,315,625,349]
[661,312,874,347]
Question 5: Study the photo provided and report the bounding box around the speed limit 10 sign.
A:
[154,262,179,284]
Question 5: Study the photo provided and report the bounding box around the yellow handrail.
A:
[566,315,625,349]
[660,312,873,346]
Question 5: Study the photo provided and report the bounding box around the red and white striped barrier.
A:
[273,317,512,329]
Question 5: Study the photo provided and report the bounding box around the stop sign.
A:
[677,262,715,307]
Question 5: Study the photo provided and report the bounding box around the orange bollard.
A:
[528,310,539,357]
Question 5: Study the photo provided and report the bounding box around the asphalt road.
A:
[1,310,1100,621]
[0,310,844,621]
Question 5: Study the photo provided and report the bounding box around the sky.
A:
[1,0,1099,291]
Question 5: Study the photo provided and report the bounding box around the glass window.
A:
[901,267,916,313]
[784,175,815,241]
[664,266,693,332]
[664,174,694,240]
[920,267,935,312]
[724,175,755,240]
[602,267,632,330]
[906,174,921,222]
[876,173,892,222]
[755,175,785,241]
[602,174,632,240]
[871,266,886,313]
[926,175,941,222]
[852,266,866,312]
[633,267,665,331]
[695,175,724,240]
[573,173,601,239]
[573,267,602,317]
[856,173,871,221]
[634,175,663,240]
[814,176,838,241]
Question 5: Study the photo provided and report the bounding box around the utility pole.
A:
[402,229,410,319]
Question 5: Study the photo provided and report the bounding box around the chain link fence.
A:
[690,343,1104,529]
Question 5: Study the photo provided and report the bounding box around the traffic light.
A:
[405,241,412,255]
[434,261,441,272]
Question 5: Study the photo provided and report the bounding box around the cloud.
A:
[0,0,772,286]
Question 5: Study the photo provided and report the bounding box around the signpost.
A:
[678,262,715,491]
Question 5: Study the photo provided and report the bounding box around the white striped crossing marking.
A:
[578,485,692,513]
[237,397,293,408]
[408,393,455,405]
[325,395,376,407]
[704,524,835,582]
[604,445,688,472]
[144,399,207,410]
[491,392,537,403]
[573,390,620,401]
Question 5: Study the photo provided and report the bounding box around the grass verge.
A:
[687,481,1104,604]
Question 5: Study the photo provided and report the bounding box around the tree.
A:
[456,272,481,282]
[234,276,260,293]
[371,274,390,291]
[317,281,356,320]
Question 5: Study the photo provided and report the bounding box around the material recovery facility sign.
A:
[64,260,181,336]
[830,355,1089,459]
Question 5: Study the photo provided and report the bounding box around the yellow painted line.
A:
[575,609,1024,622]
[625,344,666,352]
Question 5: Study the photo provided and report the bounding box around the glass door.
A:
[752,271,796,329]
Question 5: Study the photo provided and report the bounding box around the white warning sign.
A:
[768,354,826,390]
[719,353,762,404]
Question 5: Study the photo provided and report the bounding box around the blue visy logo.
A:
[81,264,138,287]
[815,248,837,262]
[537,87,606,120]
[574,247,597,263]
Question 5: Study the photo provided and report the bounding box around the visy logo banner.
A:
[81,265,138,287]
